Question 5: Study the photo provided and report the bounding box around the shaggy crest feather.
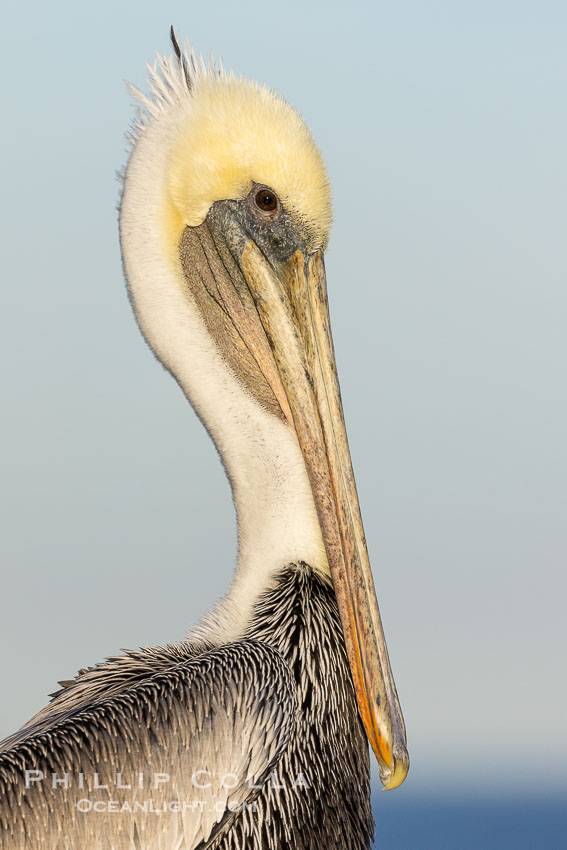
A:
[127,39,332,253]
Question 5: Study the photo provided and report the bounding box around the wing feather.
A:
[0,641,296,850]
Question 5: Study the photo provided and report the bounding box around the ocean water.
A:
[371,795,566,849]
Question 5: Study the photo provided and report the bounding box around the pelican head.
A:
[120,36,409,790]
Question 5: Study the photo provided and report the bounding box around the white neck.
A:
[120,113,328,645]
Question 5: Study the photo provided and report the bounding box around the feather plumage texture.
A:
[127,41,332,254]
[0,565,372,849]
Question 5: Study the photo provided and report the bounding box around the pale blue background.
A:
[1,1,566,845]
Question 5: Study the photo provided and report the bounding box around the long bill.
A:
[241,242,409,790]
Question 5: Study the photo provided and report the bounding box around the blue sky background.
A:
[1,0,565,829]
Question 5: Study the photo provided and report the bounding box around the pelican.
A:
[0,32,409,850]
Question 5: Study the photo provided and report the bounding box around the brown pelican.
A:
[0,32,409,849]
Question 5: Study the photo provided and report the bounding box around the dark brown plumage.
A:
[0,566,372,849]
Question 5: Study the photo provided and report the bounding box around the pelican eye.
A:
[254,188,278,213]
